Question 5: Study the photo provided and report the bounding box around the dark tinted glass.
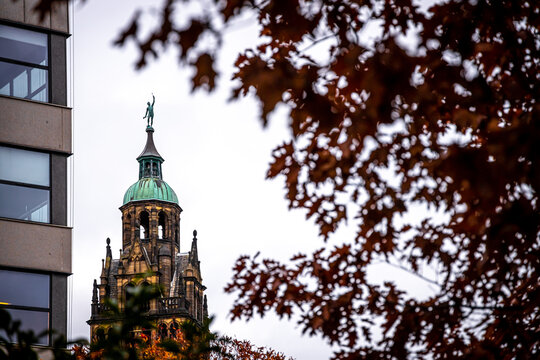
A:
[0,25,48,65]
[0,183,49,222]
[2,309,49,345]
[0,269,50,308]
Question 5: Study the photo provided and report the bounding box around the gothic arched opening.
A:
[124,282,135,306]
[158,323,168,341]
[158,211,166,239]
[169,321,179,339]
[95,327,105,343]
[139,211,149,239]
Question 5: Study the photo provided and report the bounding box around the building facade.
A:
[88,125,208,341]
[0,0,72,348]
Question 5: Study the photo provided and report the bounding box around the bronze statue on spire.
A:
[143,93,155,127]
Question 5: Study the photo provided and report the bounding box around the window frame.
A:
[0,267,52,346]
[0,144,53,224]
[0,22,51,102]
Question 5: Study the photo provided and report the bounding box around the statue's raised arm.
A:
[143,93,155,127]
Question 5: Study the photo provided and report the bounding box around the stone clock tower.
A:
[88,125,208,340]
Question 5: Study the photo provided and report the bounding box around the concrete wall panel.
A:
[0,0,68,33]
[0,0,24,23]
[51,154,68,226]
[50,0,68,33]
[24,0,50,28]
[51,274,68,337]
[0,219,72,273]
[0,96,72,154]
[50,34,68,106]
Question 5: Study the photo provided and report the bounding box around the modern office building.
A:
[88,125,208,341]
[0,0,72,349]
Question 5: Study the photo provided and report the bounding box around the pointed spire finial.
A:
[105,238,112,261]
[203,295,208,319]
[137,126,163,161]
[92,279,98,304]
[189,229,199,268]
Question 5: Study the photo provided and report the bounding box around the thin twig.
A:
[299,33,338,53]
[379,260,441,287]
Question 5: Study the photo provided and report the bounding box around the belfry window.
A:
[158,211,166,239]
[140,225,145,239]
[0,24,49,102]
[144,162,151,177]
[139,211,149,240]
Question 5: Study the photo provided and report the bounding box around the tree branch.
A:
[377,259,441,287]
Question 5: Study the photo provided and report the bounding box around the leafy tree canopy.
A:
[34,0,540,358]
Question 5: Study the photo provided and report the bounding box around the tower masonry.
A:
[88,125,208,341]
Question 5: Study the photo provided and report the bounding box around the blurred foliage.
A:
[0,308,41,360]
[0,307,88,360]
[32,0,540,358]
[1,279,292,360]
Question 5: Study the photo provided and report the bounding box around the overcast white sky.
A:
[71,1,338,358]
[70,1,438,358]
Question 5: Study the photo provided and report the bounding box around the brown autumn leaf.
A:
[191,53,217,92]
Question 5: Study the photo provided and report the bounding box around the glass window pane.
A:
[2,309,49,345]
[30,67,48,101]
[0,183,50,223]
[0,270,50,308]
[13,67,27,97]
[0,61,48,102]
[0,24,48,65]
[31,87,47,102]
[0,146,49,186]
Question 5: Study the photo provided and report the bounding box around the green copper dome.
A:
[123,177,178,205]
[122,126,179,205]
